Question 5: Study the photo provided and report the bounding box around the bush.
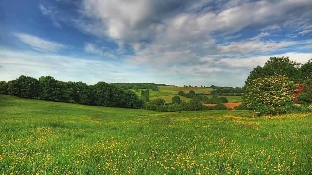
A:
[243,76,296,115]
[150,98,165,106]
[213,103,227,110]
[297,92,312,105]
[234,103,248,110]
[172,96,181,104]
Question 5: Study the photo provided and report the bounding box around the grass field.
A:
[1,95,312,174]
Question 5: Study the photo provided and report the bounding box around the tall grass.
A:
[1,95,311,174]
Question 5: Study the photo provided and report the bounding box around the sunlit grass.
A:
[1,95,311,174]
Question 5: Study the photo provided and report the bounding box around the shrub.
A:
[172,96,181,104]
[213,103,227,110]
[150,98,165,106]
[243,76,296,115]
[234,103,248,110]
[297,92,312,105]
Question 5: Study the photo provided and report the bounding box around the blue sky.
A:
[0,0,312,86]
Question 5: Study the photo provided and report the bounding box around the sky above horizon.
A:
[0,0,312,87]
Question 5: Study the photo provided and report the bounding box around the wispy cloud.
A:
[39,4,62,28]
[84,43,104,56]
[15,33,66,52]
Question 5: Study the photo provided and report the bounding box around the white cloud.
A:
[80,0,312,42]
[218,40,295,55]
[0,48,139,84]
[299,29,312,35]
[4,1,312,86]
[15,33,66,52]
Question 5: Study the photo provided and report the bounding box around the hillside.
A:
[0,95,312,174]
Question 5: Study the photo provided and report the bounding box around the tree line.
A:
[111,83,161,91]
[209,87,243,96]
[0,75,143,108]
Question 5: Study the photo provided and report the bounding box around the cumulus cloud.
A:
[15,33,66,52]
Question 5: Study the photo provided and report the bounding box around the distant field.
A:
[133,86,242,103]
[133,86,214,103]
[157,86,213,94]
[1,95,312,174]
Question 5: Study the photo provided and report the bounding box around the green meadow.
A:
[1,95,312,174]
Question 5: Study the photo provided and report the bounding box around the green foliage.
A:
[38,76,59,101]
[300,59,312,81]
[0,81,8,94]
[218,97,228,103]
[297,92,312,105]
[141,89,150,102]
[297,79,312,105]
[213,103,227,110]
[245,57,301,85]
[111,83,159,91]
[6,75,39,99]
[188,98,203,111]
[177,90,185,96]
[243,76,296,115]
[188,90,196,97]
[171,95,181,104]
[4,75,143,109]
[234,103,248,110]
[150,98,165,106]
[210,87,243,96]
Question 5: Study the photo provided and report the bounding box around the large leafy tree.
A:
[245,57,301,86]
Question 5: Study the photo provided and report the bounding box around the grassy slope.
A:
[1,95,311,174]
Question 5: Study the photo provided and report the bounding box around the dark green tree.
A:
[300,59,312,81]
[9,75,39,99]
[178,91,185,96]
[218,97,228,103]
[38,76,59,101]
[172,95,181,104]
[188,98,203,111]
[0,81,8,94]
[150,98,165,106]
[7,80,19,96]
